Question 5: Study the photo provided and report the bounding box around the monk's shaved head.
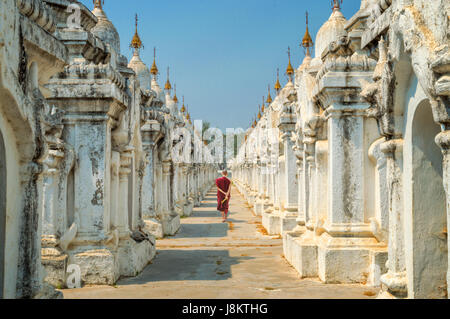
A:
[222,170,228,176]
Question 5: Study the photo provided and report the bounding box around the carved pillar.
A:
[379,139,407,298]
[141,144,155,219]
[161,160,171,215]
[40,148,67,288]
[314,139,328,228]
[368,138,389,243]
[435,131,450,299]
[294,138,305,229]
[304,140,315,230]
[110,151,121,228]
[280,129,298,215]
[172,163,182,216]
[41,150,65,249]
[118,147,133,238]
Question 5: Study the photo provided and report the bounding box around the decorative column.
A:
[161,160,180,235]
[279,128,298,232]
[368,138,389,287]
[40,147,67,288]
[172,163,182,216]
[117,147,133,238]
[304,140,315,231]
[182,164,193,216]
[313,92,383,283]
[293,134,306,231]
[140,118,164,238]
[311,35,383,283]
[379,139,407,298]
[110,151,121,230]
[436,131,450,299]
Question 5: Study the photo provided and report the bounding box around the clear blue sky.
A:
[80,0,361,131]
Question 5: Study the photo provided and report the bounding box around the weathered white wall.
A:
[403,80,447,299]
[0,109,21,298]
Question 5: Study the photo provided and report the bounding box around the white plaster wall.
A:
[0,112,21,298]
[403,79,447,298]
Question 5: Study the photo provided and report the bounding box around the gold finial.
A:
[187,110,192,124]
[258,106,262,120]
[173,84,178,103]
[332,0,343,11]
[93,0,104,9]
[266,85,272,104]
[261,96,265,113]
[130,14,143,51]
[165,67,172,91]
[180,96,186,113]
[286,47,294,82]
[301,11,314,56]
[150,47,159,76]
[274,68,281,94]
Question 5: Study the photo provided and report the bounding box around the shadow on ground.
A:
[118,250,255,284]
[173,223,229,238]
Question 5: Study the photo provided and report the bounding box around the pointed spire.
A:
[173,84,178,103]
[150,47,159,78]
[301,11,314,56]
[180,96,186,113]
[258,105,262,120]
[165,66,172,91]
[332,0,343,11]
[274,68,281,94]
[286,47,294,82]
[261,96,265,114]
[93,0,104,9]
[130,14,143,52]
[186,109,192,124]
[266,84,272,104]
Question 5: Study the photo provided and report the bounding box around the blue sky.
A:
[80,0,361,130]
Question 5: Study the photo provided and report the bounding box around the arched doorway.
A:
[0,129,6,299]
[408,99,448,298]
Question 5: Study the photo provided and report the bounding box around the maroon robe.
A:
[216,176,231,212]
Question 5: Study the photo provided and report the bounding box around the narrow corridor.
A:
[62,185,378,299]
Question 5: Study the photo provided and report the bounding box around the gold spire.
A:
[266,84,272,104]
[165,67,172,90]
[301,11,314,56]
[286,47,294,82]
[150,47,159,76]
[130,14,143,51]
[332,0,343,11]
[258,106,262,120]
[180,96,186,113]
[93,0,104,9]
[261,96,265,113]
[173,84,178,103]
[187,110,192,124]
[274,68,281,94]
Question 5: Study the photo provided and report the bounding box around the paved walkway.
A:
[62,185,379,299]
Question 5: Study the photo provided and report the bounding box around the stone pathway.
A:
[62,185,379,299]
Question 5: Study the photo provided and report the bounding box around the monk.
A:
[216,170,231,222]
